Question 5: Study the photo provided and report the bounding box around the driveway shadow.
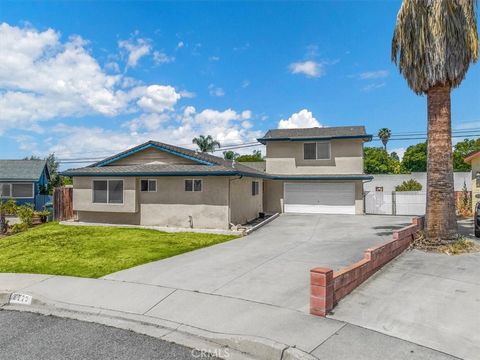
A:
[372,223,410,237]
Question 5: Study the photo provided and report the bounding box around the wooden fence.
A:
[53,186,74,221]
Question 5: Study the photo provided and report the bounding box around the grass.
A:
[437,238,480,255]
[0,223,238,278]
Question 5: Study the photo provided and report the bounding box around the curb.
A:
[245,213,280,235]
[0,291,318,360]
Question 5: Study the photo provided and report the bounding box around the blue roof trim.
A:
[95,143,214,167]
[257,135,373,144]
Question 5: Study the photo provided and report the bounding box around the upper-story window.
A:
[303,142,331,160]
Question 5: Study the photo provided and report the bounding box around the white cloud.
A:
[136,85,181,113]
[362,83,385,92]
[358,70,389,80]
[278,109,321,129]
[208,84,225,97]
[153,50,174,64]
[176,41,184,49]
[454,121,480,130]
[289,60,324,78]
[118,37,151,68]
[0,23,182,134]
[209,56,220,61]
[242,80,250,88]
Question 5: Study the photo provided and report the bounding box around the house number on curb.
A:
[9,293,32,305]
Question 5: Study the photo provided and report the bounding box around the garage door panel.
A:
[284,183,355,214]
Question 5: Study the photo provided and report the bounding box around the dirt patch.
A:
[409,231,480,255]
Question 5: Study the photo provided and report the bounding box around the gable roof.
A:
[0,160,49,181]
[464,149,480,164]
[63,141,267,178]
[258,126,372,144]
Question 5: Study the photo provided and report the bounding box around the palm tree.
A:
[392,0,478,243]
[378,128,391,151]
[192,135,220,153]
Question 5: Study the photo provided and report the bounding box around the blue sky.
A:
[1,1,479,167]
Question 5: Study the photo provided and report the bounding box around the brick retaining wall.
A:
[310,216,424,317]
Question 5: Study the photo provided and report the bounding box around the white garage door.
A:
[284,182,356,214]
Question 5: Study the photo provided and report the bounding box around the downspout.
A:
[228,175,243,228]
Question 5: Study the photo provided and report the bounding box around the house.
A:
[0,160,51,210]
[259,126,372,215]
[63,126,372,230]
[464,150,480,212]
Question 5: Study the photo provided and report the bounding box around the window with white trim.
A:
[141,179,157,192]
[303,142,331,160]
[0,183,11,197]
[93,180,123,204]
[252,181,259,196]
[185,179,202,192]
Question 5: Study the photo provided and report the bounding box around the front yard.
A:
[0,223,237,278]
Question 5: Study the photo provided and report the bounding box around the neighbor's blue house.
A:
[0,160,51,210]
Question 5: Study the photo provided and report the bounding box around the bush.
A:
[10,223,29,234]
[395,179,423,192]
[16,205,35,227]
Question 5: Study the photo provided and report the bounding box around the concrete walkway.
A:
[331,250,480,360]
[0,273,456,360]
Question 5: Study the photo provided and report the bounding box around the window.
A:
[12,184,34,198]
[303,142,331,160]
[141,179,157,192]
[252,181,259,196]
[93,180,123,204]
[0,183,11,197]
[185,179,202,192]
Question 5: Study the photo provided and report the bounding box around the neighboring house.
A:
[0,160,51,210]
[63,126,372,229]
[258,126,372,215]
[464,150,480,212]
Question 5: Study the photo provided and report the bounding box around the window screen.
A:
[185,180,193,191]
[93,181,108,203]
[108,180,123,204]
[148,180,157,192]
[0,183,11,197]
[252,181,259,196]
[316,142,330,159]
[141,180,149,192]
[304,143,316,160]
[194,180,202,192]
[12,184,33,198]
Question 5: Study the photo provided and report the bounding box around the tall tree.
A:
[453,138,480,171]
[392,0,478,242]
[236,150,263,162]
[378,128,392,150]
[192,135,220,153]
[223,150,239,160]
[364,147,400,174]
[401,142,428,173]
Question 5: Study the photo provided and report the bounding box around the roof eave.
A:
[257,134,372,144]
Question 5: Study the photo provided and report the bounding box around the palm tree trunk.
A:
[426,84,457,243]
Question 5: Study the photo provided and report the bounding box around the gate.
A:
[53,186,74,221]
[365,191,425,215]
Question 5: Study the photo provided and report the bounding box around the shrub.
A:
[395,179,422,192]
[16,205,35,227]
[10,223,29,234]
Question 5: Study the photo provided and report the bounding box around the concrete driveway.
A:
[105,214,411,312]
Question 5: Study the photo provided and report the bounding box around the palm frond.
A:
[392,0,478,94]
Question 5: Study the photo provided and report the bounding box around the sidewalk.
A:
[0,273,457,360]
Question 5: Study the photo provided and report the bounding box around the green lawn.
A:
[0,223,237,278]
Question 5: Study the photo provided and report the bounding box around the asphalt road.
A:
[0,310,219,360]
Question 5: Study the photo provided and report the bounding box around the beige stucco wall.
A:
[229,177,263,225]
[265,139,364,175]
[263,180,364,214]
[471,158,480,212]
[73,177,138,213]
[138,177,230,229]
[107,147,197,166]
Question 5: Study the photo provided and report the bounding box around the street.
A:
[0,310,218,360]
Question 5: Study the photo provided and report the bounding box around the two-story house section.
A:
[258,126,373,215]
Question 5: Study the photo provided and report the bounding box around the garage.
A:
[284,182,356,214]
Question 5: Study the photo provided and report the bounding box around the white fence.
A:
[365,191,426,215]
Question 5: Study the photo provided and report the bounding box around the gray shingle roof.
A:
[258,126,371,144]
[0,160,47,181]
[63,142,267,178]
